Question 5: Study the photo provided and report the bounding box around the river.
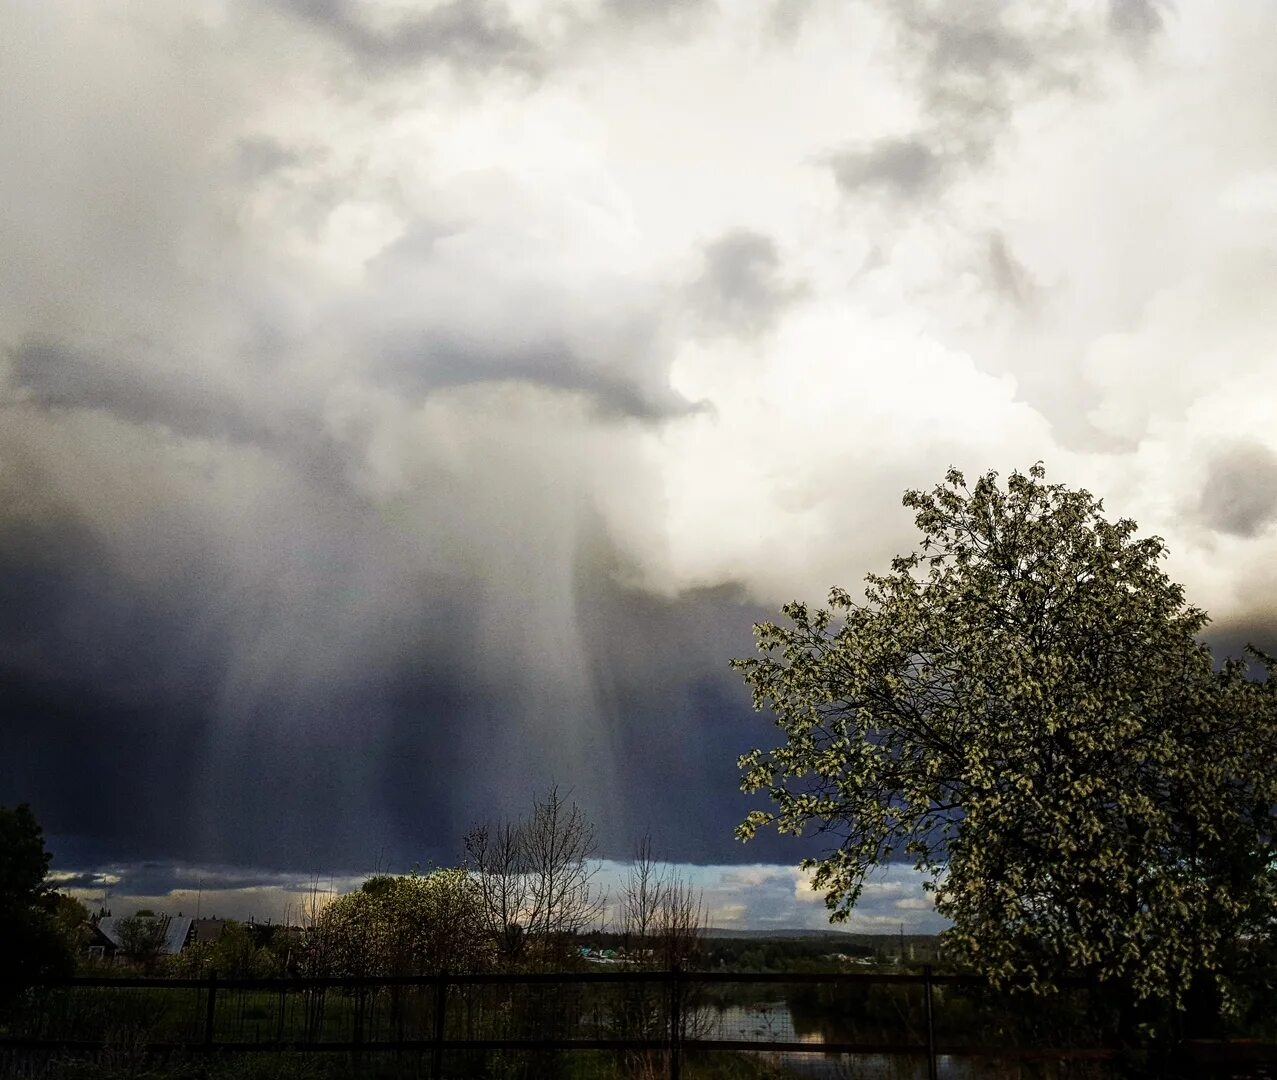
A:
[696,1000,1055,1079]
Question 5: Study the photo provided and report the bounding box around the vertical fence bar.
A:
[668,965,682,1080]
[352,986,364,1076]
[204,972,218,1047]
[924,964,938,1080]
[431,973,448,1080]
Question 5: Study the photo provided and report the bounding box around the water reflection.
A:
[695,1001,1030,1079]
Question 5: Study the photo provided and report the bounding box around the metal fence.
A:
[3,968,1273,1079]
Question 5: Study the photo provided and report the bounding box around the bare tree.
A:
[614,835,707,1080]
[464,816,530,965]
[620,833,662,956]
[619,833,705,969]
[522,787,604,953]
[654,874,705,971]
[465,786,604,970]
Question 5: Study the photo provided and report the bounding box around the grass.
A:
[1,1048,804,1080]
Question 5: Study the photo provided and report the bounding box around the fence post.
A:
[432,973,448,1080]
[204,971,218,1047]
[669,964,682,1080]
[352,984,363,1074]
[923,964,937,1080]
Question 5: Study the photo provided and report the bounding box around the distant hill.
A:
[703,927,940,948]
[703,927,851,939]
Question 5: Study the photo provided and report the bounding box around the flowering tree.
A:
[309,869,493,977]
[735,465,1277,1034]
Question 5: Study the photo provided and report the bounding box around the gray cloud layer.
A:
[689,230,803,338]
[826,1,1166,202]
[274,0,542,73]
[829,138,944,198]
[1199,441,1277,539]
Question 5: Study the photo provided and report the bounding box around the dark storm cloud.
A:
[565,524,837,868]
[1203,617,1277,677]
[828,138,944,198]
[1198,441,1277,538]
[274,0,540,74]
[0,414,493,872]
[0,504,792,872]
[94,863,317,898]
[688,230,804,338]
[1,637,206,865]
[0,529,473,874]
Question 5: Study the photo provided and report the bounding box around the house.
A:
[190,918,228,946]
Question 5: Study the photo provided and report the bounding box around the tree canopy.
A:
[0,803,76,999]
[307,869,493,977]
[734,465,1277,1025]
[115,913,170,972]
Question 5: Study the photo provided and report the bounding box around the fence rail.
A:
[3,968,1273,1079]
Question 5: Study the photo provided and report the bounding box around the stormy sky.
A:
[3,1,1277,931]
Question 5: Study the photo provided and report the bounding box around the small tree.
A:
[620,835,662,957]
[734,465,1277,1038]
[619,834,705,971]
[51,893,92,958]
[522,787,605,960]
[465,786,604,970]
[116,914,169,972]
[614,835,706,1079]
[465,817,531,965]
[311,870,493,978]
[191,920,282,979]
